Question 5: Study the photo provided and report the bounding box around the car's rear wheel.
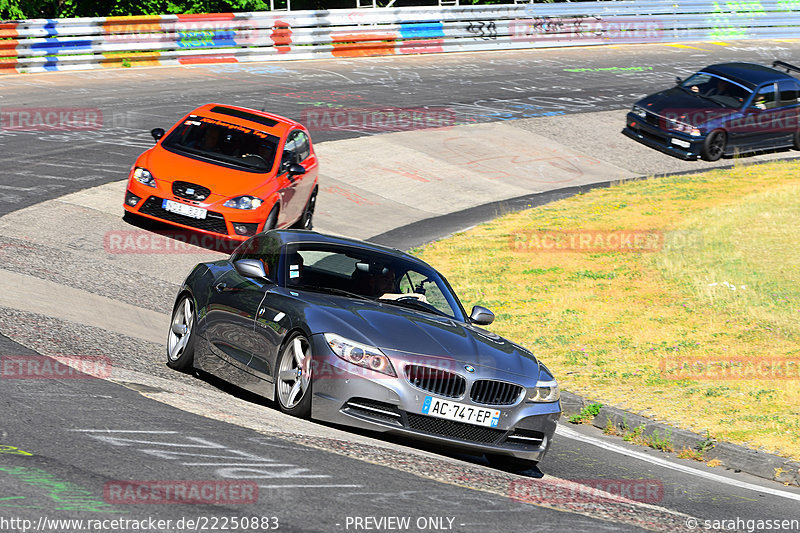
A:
[486,454,538,472]
[261,204,279,233]
[276,333,312,417]
[167,295,196,371]
[293,187,317,230]
[701,130,726,161]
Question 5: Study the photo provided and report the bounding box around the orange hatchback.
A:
[123,104,319,241]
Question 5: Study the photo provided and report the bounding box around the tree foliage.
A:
[1,0,273,20]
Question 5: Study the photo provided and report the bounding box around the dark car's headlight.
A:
[527,380,560,403]
[668,120,702,137]
[632,105,647,118]
[324,333,396,377]
[133,167,156,188]
[224,195,263,210]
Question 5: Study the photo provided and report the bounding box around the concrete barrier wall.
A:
[2,1,799,74]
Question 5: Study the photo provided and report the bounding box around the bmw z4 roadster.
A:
[167,230,561,467]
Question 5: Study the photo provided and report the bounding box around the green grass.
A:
[416,160,800,460]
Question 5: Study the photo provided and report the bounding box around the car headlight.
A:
[527,380,560,403]
[632,105,646,118]
[133,167,156,188]
[224,195,263,210]
[324,333,396,377]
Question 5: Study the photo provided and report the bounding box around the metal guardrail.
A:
[1,2,799,74]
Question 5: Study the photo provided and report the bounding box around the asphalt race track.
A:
[2,40,800,533]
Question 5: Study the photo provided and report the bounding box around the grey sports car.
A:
[167,229,560,467]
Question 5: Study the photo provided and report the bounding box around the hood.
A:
[636,87,737,126]
[303,294,541,380]
[138,146,272,199]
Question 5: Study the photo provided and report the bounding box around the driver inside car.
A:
[354,263,429,302]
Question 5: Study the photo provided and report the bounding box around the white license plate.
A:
[162,199,207,219]
[421,396,501,428]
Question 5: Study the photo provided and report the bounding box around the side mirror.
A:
[288,163,306,176]
[151,128,165,142]
[233,259,269,280]
[675,76,683,85]
[469,305,494,326]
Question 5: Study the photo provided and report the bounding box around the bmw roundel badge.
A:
[464,365,475,373]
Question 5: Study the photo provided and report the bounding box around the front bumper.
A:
[123,182,263,241]
[623,112,704,160]
[308,335,560,462]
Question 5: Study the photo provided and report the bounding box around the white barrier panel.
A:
[1,2,799,74]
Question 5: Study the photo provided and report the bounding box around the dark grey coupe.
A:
[167,230,560,467]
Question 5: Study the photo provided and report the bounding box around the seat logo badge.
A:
[464,365,475,373]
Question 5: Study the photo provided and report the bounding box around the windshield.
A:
[282,243,466,321]
[162,115,279,172]
[680,73,753,109]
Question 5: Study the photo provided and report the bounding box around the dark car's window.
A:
[231,234,281,281]
[681,72,752,108]
[283,243,466,320]
[162,115,280,172]
[752,84,777,110]
[778,79,800,107]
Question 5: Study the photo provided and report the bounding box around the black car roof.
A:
[269,229,417,262]
[701,63,795,89]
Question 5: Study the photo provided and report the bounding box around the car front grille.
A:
[470,379,524,406]
[406,413,505,444]
[139,196,228,235]
[404,365,466,399]
[173,181,211,201]
[645,112,660,127]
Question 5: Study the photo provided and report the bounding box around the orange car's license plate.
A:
[162,199,207,219]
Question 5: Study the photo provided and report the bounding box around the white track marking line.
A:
[556,425,800,502]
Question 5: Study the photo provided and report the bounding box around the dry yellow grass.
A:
[415,160,800,460]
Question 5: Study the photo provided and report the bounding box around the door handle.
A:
[214,282,228,293]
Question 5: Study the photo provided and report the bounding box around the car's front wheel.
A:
[167,295,196,371]
[261,204,279,233]
[275,333,313,417]
[701,130,726,161]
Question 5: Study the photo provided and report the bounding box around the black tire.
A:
[793,129,800,150]
[701,130,726,161]
[293,187,317,230]
[261,204,279,233]
[275,333,313,417]
[166,295,197,371]
[486,454,538,472]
